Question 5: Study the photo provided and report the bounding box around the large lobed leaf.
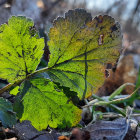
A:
[47,9,122,99]
[0,10,122,130]
[14,77,82,130]
[0,16,44,83]
[0,97,16,128]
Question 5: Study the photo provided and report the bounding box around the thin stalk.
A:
[26,67,49,78]
[102,113,140,118]
[109,104,125,116]
[0,67,49,95]
[102,113,123,118]
[91,94,125,116]
[94,87,139,106]
[109,83,135,100]
[83,88,139,116]
[0,83,14,95]
[133,109,140,113]
[0,79,24,95]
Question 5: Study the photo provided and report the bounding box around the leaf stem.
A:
[92,94,126,116]
[0,79,23,95]
[94,87,139,106]
[27,67,49,78]
[0,83,13,95]
[0,67,49,95]
[82,87,140,117]
[109,83,135,100]
[82,88,140,116]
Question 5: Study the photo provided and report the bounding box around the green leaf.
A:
[0,97,16,128]
[47,9,122,99]
[0,16,44,83]
[109,83,134,100]
[128,68,140,104]
[10,86,19,95]
[136,67,140,89]
[14,77,82,130]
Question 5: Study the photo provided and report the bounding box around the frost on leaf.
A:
[47,9,122,99]
[14,77,82,130]
[0,16,44,83]
[0,97,16,128]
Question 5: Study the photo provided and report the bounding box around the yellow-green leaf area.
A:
[16,78,82,130]
[10,86,19,95]
[47,9,122,99]
[0,16,44,83]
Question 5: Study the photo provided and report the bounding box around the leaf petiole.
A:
[0,67,50,95]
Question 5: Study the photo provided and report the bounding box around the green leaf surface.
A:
[10,86,19,95]
[47,9,122,99]
[0,97,16,128]
[0,16,44,83]
[14,77,82,130]
[136,67,140,89]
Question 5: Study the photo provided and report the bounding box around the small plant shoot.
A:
[0,9,121,130]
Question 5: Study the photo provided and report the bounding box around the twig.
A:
[92,87,139,107]
[82,95,129,108]
[103,113,140,118]
[94,87,139,106]
[102,113,123,118]
[83,94,126,116]
[82,87,139,116]
[121,107,133,140]
[109,83,135,100]
[84,99,92,113]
